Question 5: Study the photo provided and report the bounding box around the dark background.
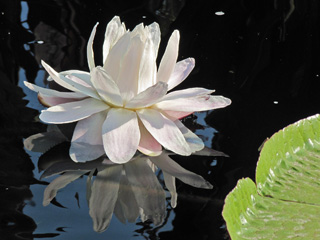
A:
[1,0,319,239]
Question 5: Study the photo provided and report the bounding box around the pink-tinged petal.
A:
[161,87,215,101]
[114,175,139,223]
[150,153,213,189]
[40,98,109,124]
[91,67,123,107]
[103,16,126,63]
[102,108,140,163]
[167,58,195,90]
[155,95,231,112]
[162,110,193,120]
[24,81,86,99]
[137,120,162,156]
[137,37,157,93]
[38,93,86,107]
[104,33,130,83]
[43,171,86,206]
[124,158,166,225]
[70,111,107,162]
[126,82,167,109]
[174,120,204,153]
[163,172,177,208]
[87,23,98,71]
[89,166,122,232]
[42,60,100,99]
[137,109,191,156]
[116,36,144,102]
[157,30,180,83]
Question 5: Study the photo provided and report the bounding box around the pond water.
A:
[1,0,320,239]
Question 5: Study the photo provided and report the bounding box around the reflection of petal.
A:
[125,159,166,225]
[89,166,122,232]
[43,171,87,206]
[137,109,191,156]
[163,172,177,208]
[114,175,139,223]
[166,58,195,90]
[40,98,109,124]
[70,111,107,162]
[150,153,213,189]
[41,159,103,179]
[193,146,229,157]
[102,108,140,163]
[24,131,67,153]
[157,30,179,84]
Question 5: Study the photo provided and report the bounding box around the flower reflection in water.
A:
[24,125,226,233]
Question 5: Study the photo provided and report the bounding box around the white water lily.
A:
[24,16,231,164]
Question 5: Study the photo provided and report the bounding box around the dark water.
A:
[1,0,320,239]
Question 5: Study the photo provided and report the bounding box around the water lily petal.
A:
[103,16,126,63]
[24,81,86,99]
[137,37,157,93]
[167,58,195,90]
[56,70,92,86]
[174,120,204,152]
[146,22,160,59]
[163,172,177,208]
[104,33,131,85]
[137,109,191,156]
[155,95,232,112]
[150,153,213,189]
[37,93,85,107]
[161,87,215,101]
[114,175,139,223]
[137,120,162,156]
[70,111,107,162]
[42,60,100,99]
[117,36,144,102]
[125,159,166,225]
[126,82,167,109]
[40,98,109,124]
[102,108,140,163]
[89,165,122,232]
[87,23,98,71]
[43,171,86,206]
[91,66,123,107]
[157,30,179,83]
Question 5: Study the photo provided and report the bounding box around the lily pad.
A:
[223,114,320,240]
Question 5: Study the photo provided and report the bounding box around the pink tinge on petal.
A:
[38,93,85,107]
[137,108,191,156]
[162,110,193,120]
[137,120,162,156]
[102,108,140,163]
[155,95,231,112]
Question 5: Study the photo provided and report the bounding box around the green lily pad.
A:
[223,114,320,240]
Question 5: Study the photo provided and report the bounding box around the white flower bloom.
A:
[24,16,231,164]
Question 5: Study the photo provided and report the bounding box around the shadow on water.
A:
[1,0,320,239]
